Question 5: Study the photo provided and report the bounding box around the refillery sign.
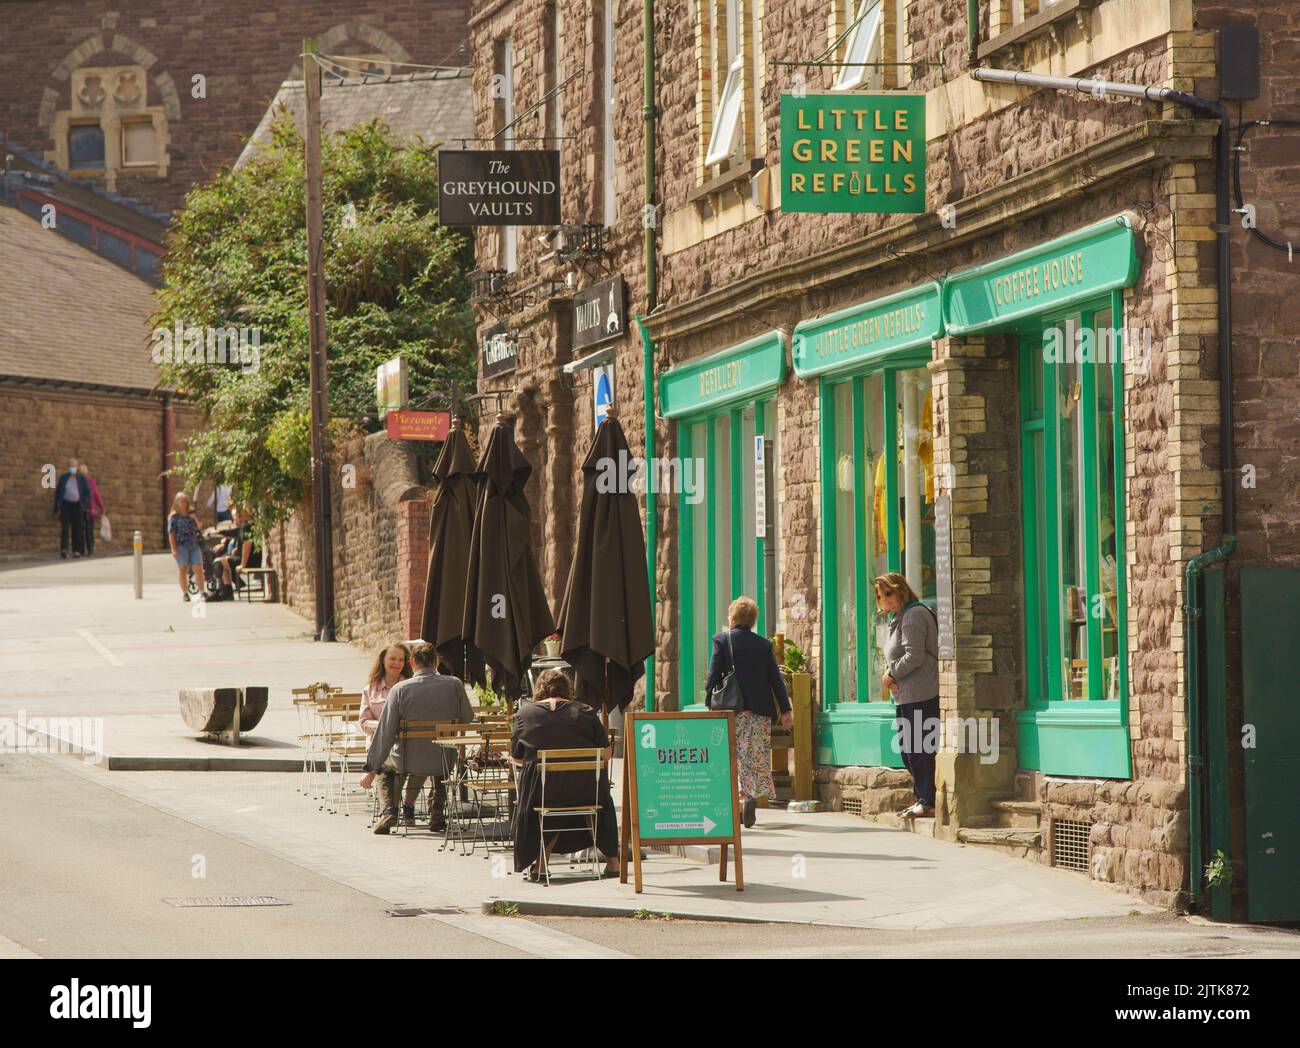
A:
[780,94,925,214]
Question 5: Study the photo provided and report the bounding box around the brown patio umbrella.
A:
[461,414,555,697]
[556,413,654,714]
[419,419,482,681]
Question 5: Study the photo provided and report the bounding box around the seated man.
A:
[362,642,475,834]
[211,507,261,601]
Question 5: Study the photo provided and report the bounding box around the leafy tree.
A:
[153,113,476,528]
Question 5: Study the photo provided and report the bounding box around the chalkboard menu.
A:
[934,494,955,660]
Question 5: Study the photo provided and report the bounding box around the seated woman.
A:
[511,669,619,881]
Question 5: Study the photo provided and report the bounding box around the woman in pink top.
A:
[81,463,107,558]
[360,643,412,736]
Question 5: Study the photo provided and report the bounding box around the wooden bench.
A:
[240,547,277,603]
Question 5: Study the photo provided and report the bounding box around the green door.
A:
[1240,567,1300,922]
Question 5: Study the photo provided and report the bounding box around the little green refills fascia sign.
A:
[780,94,925,214]
[793,282,942,379]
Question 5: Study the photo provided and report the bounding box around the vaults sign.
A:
[780,94,925,214]
[438,150,561,226]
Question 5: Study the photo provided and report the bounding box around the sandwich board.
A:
[620,710,744,892]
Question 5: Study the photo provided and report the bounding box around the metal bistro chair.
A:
[293,684,341,799]
[389,720,448,836]
[328,703,371,817]
[433,722,483,854]
[464,723,516,857]
[311,693,362,813]
[533,747,605,887]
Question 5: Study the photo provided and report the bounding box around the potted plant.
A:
[543,632,561,657]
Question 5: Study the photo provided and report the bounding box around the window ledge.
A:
[977,0,1101,62]
[686,156,765,208]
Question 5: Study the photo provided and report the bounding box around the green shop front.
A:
[659,332,786,711]
[792,283,944,767]
[941,214,1140,779]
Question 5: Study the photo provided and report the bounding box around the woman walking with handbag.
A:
[705,596,792,829]
[876,572,941,819]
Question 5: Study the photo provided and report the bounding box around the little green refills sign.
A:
[780,94,925,214]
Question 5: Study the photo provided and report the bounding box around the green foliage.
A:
[489,901,520,918]
[1205,849,1233,890]
[779,640,807,674]
[153,114,476,528]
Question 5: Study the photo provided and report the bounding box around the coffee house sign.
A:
[438,150,561,226]
[573,276,626,351]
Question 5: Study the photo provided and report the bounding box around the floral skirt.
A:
[735,710,775,800]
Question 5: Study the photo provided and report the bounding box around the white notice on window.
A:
[754,435,766,536]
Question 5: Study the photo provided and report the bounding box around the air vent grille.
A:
[1051,819,1091,871]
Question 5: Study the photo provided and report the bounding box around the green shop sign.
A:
[780,93,925,214]
[630,713,736,840]
[792,282,942,379]
[658,330,786,419]
[943,213,1140,333]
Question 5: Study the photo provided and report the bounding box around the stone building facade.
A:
[469,0,1300,915]
[0,0,470,214]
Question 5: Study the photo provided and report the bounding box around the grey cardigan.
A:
[883,602,940,705]
[364,668,474,777]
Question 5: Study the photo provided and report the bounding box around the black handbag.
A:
[707,629,745,712]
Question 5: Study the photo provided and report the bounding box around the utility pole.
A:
[303,39,335,641]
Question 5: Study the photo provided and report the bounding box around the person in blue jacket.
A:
[53,459,91,559]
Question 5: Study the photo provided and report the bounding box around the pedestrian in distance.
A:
[704,595,793,829]
[210,506,261,602]
[80,463,107,558]
[53,458,91,559]
[166,492,205,601]
[876,572,941,819]
[362,642,474,835]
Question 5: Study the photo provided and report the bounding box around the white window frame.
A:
[550,4,564,145]
[498,36,518,272]
[602,0,616,227]
[833,0,884,92]
[705,53,746,167]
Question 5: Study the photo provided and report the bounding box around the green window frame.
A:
[1015,290,1132,778]
[816,349,934,767]
[678,398,777,710]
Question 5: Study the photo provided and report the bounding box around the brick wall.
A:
[271,429,431,653]
[0,0,469,214]
[0,385,202,554]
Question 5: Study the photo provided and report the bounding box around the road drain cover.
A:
[387,907,464,917]
[164,896,289,907]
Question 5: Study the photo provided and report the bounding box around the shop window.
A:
[1020,301,1127,706]
[823,363,935,706]
[121,120,158,167]
[678,398,779,707]
[68,124,105,170]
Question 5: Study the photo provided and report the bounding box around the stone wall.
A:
[271,429,431,652]
[0,0,469,214]
[0,385,202,554]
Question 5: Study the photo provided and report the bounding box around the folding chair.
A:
[465,725,516,856]
[432,722,481,854]
[292,683,340,799]
[533,747,605,886]
[310,693,361,813]
[391,720,450,837]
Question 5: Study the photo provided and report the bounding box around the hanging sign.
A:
[593,364,614,431]
[375,356,407,419]
[754,435,767,537]
[386,410,451,442]
[437,150,561,226]
[481,324,518,378]
[780,94,925,214]
[620,711,744,893]
[573,275,627,351]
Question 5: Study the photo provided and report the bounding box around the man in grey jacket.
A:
[364,642,474,834]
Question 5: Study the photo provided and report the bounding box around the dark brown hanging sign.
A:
[573,275,627,351]
[438,150,561,226]
[481,324,518,378]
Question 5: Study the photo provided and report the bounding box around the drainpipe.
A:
[161,392,175,548]
[971,68,1237,911]
[966,0,979,65]
[639,0,659,711]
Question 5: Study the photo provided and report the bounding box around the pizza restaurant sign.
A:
[780,94,925,214]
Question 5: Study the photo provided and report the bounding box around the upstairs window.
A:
[68,124,105,170]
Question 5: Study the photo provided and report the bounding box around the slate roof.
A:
[0,203,160,391]
[236,72,475,168]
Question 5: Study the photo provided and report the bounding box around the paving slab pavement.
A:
[3,552,1163,931]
